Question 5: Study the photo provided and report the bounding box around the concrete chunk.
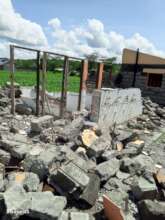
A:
[70,212,90,220]
[28,192,67,220]
[31,115,54,133]
[95,158,120,182]
[132,177,157,200]
[49,161,90,194]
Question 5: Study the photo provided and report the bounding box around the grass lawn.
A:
[0,70,80,92]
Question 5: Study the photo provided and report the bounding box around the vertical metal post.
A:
[96,62,104,89]
[10,45,15,115]
[60,56,69,117]
[78,60,88,111]
[36,51,40,116]
[41,52,47,115]
[132,48,139,87]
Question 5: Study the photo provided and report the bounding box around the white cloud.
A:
[48,18,165,62]
[0,0,47,47]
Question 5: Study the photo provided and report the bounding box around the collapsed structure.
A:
[0,81,165,220]
[0,45,165,220]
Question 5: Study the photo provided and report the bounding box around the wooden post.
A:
[60,56,69,117]
[78,60,88,111]
[96,62,104,89]
[10,45,15,115]
[132,48,139,87]
[41,52,47,115]
[36,51,40,116]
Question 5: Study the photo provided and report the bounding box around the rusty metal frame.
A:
[96,62,104,89]
[9,44,105,117]
[78,60,88,111]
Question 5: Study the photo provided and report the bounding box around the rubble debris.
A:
[138,200,165,220]
[15,103,32,115]
[0,86,165,219]
[31,115,54,133]
[28,192,67,220]
[49,161,90,195]
[7,172,40,192]
[132,176,157,200]
[95,158,120,182]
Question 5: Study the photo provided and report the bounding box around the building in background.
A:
[120,48,165,105]
[0,58,9,70]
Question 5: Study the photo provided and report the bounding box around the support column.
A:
[10,45,15,115]
[96,62,104,89]
[78,60,88,111]
[36,51,41,116]
[41,52,47,115]
[60,56,69,117]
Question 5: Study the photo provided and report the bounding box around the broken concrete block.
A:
[117,131,138,144]
[59,211,69,220]
[87,137,111,158]
[23,147,60,180]
[70,212,90,220]
[28,192,67,220]
[58,117,84,142]
[138,200,165,220]
[132,177,157,200]
[0,139,32,160]
[102,150,118,161]
[7,172,40,192]
[80,173,100,206]
[104,177,130,192]
[31,115,54,133]
[15,103,32,115]
[95,158,120,182]
[0,149,11,165]
[49,161,90,194]
[81,129,98,147]
[0,185,31,219]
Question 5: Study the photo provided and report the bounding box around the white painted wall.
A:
[91,88,143,127]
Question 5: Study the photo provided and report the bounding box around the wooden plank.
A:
[78,60,88,111]
[60,56,69,117]
[41,52,47,115]
[96,62,104,89]
[36,51,41,116]
[10,45,15,115]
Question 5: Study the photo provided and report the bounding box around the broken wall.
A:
[90,88,142,127]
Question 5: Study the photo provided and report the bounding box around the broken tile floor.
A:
[0,86,165,220]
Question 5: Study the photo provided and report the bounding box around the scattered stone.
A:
[132,176,157,200]
[49,161,90,195]
[80,173,100,206]
[28,192,67,220]
[138,200,165,220]
[0,149,11,165]
[31,115,54,133]
[70,212,90,220]
[95,158,120,182]
[87,136,111,158]
[15,103,32,115]
[7,172,40,192]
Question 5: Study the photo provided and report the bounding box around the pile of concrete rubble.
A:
[0,86,165,220]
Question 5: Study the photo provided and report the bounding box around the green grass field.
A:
[0,70,80,92]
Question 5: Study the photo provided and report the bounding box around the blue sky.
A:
[12,0,165,49]
[0,0,165,60]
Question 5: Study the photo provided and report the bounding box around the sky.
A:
[0,0,165,61]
